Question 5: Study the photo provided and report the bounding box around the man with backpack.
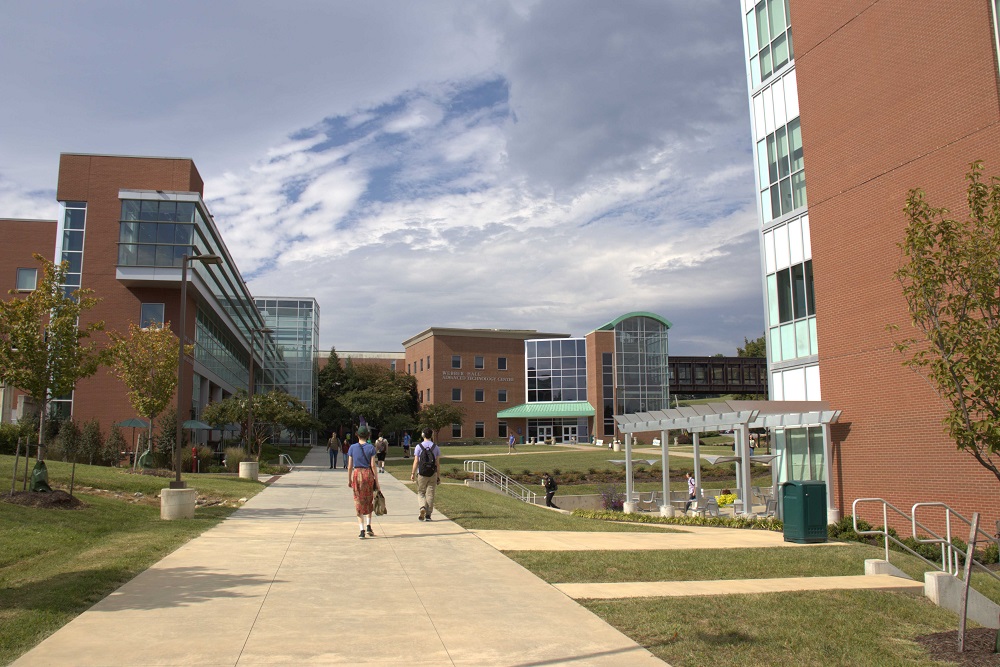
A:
[409,428,440,521]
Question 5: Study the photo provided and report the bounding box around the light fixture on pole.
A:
[246,325,273,460]
[172,253,223,490]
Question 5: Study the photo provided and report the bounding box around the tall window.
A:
[498,389,508,403]
[475,389,485,402]
[451,423,462,438]
[746,0,793,88]
[497,357,507,370]
[615,316,669,414]
[140,303,165,328]
[15,268,37,291]
[757,117,805,221]
[767,259,817,361]
[498,421,508,438]
[452,388,461,401]
[451,355,461,369]
[475,422,485,438]
[474,356,484,369]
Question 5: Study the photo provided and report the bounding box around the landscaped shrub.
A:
[224,446,247,473]
[105,424,127,467]
[79,418,104,465]
[574,509,783,531]
[0,423,21,455]
[598,484,625,511]
[716,493,738,507]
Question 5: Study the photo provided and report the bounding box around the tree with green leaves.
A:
[737,335,766,358]
[107,322,182,465]
[892,161,1000,485]
[418,403,465,442]
[0,254,105,460]
[317,347,351,434]
[202,390,319,460]
[338,363,417,434]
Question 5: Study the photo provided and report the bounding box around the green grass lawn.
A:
[584,590,960,667]
[0,456,267,665]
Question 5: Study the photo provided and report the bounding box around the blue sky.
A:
[0,0,763,354]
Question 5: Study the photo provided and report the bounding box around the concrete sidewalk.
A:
[13,447,663,667]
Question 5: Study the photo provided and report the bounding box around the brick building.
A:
[0,154,313,447]
[402,314,677,444]
[740,1,1000,529]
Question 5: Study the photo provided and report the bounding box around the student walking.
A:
[340,435,350,469]
[347,426,378,539]
[402,432,412,459]
[507,432,517,454]
[327,433,341,469]
[375,436,388,473]
[684,471,697,512]
[542,472,559,508]
[410,428,440,521]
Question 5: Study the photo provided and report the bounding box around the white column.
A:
[692,431,702,501]
[660,429,669,512]
[623,432,636,513]
[822,422,840,522]
[737,423,753,514]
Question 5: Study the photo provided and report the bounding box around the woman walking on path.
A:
[347,426,379,539]
[375,436,388,473]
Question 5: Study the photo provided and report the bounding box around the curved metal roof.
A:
[593,311,673,332]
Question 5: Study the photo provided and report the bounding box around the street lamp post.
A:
[246,326,273,460]
[172,253,223,490]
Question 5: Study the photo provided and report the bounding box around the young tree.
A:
[0,255,105,460]
[79,418,104,466]
[418,403,465,442]
[202,390,319,460]
[893,161,1000,485]
[107,322,182,462]
[104,423,127,467]
[737,335,766,358]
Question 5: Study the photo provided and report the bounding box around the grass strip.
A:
[583,589,959,666]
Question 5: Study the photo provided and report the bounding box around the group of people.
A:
[331,429,566,538]
[332,427,441,538]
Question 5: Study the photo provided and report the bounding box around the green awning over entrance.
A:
[496,402,595,419]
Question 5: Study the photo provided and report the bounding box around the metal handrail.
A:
[852,498,1000,587]
[463,460,538,504]
[912,502,1000,582]
[278,454,294,469]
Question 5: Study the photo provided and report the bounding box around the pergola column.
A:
[623,432,636,513]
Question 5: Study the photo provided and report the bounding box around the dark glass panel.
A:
[158,201,177,221]
[122,200,141,221]
[138,222,157,243]
[65,208,86,229]
[140,200,158,220]
[157,223,175,244]
[175,202,195,223]
[792,263,807,319]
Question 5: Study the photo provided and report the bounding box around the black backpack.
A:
[417,444,437,477]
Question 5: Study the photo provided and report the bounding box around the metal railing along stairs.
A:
[852,498,1000,587]
[463,460,538,504]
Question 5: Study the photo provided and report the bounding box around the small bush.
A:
[717,493,738,507]
[573,509,783,532]
[224,446,247,473]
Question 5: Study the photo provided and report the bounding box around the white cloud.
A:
[0,1,764,356]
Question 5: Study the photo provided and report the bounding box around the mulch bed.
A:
[2,490,86,509]
[915,628,1000,666]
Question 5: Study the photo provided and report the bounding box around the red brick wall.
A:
[54,155,205,436]
[791,0,1000,532]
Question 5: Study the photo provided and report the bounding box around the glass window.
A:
[452,388,461,401]
[498,421,508,438]
[451,355,461,369]
[15,268,37,291]
[475,356,484,369]
[451,423,462,438]
[498,389,508,402]
[140,303,165,328]
[419,359,423,372]
[475,389,484,402]
[475,422,485,438]
[498,357,507,370]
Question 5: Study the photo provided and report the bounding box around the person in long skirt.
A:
[347,425,379,539]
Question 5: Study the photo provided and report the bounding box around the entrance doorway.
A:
[562,425,578,444]
[537,426,553,443]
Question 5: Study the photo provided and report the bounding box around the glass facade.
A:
[49,200,89,418]
[117,199,197,268]
[255,297,320,444]
[758,117,805,221]
[614,316,669,414]
[526,338,587,402]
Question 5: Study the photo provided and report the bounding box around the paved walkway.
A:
[13,447,663,667]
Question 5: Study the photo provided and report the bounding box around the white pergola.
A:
[614,400,842,516]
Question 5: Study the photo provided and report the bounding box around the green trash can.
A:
[781,480,827,543]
